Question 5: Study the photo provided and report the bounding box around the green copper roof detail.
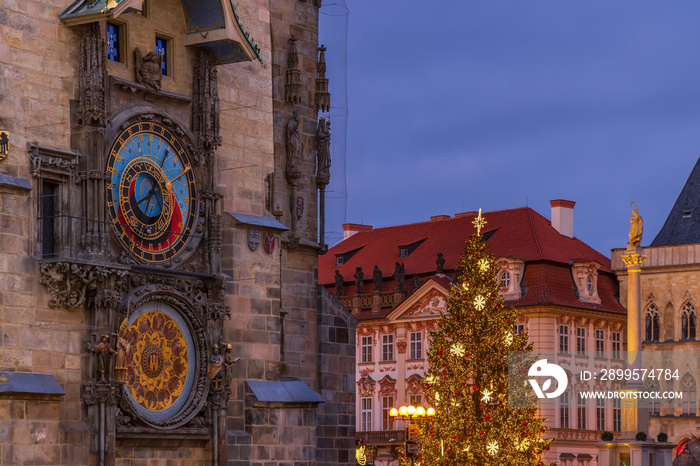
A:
[231,1,262,63]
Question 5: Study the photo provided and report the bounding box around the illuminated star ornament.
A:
[472,208,487,235]
[504,332,514,346]
[480,388,493,403]
[450,343,466,357]
[478,258,490,272]
[474,295,486,310]
[486,440,499,456]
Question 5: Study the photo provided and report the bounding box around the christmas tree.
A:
[405,212,554,466]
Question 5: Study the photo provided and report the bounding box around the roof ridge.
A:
[526,208,546,260]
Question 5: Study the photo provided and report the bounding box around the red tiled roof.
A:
[320,207,624,316]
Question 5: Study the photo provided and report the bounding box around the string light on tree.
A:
[410,209,554,466]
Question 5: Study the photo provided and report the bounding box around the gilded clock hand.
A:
[165,166,190,191]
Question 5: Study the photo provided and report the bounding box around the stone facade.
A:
[0,0,355,464]
[612,244,700,456]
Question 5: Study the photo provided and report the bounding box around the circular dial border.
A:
[106,121,197,263]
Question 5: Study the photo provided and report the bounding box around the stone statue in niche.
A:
[286,110,302,178]
[393,262,405,291]
[373,265,382,292]
[94,334,116,382]
[134,48,163,91]
[208,344,223,386]
[354,267,364,295]
[334,270,344,297]
[223,344,241,387]
[628,201,643,248]
[114,320,130,383]
[315,117,331,182]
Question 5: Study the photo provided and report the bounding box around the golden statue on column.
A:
[628,201,643,249]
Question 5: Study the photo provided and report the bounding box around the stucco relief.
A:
[357,375,375,397]
[405,374,423,397]
[378,376,397,397]
[403,289,446,318]
[396,340,407,354]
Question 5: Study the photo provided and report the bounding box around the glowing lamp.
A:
[427,407,436,416]
[407,405,416,416]
[399,406,407,416]
[416,406,425,416]
[390,408,398,417]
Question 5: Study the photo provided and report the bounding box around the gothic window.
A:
[107,23,124,62]
[681,302,696,340]
[155,36,170,76]
[645,304,660,341]
[681,374,696,415]
[29,143,80,260]
[645,379,660,415]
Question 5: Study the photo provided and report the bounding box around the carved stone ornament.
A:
[315,45,330,112]
[82,381,121,406]
[357,375,375,397]
[206,302,231,321]
[396,340,407,354]
[134,48,163,91]
[76,23,107,127]
[621,253,647,270]
[285,36,302,104]
[285,110,302,181]
[315,117,331,184]
[39,261,110,309]
[28,142,80,180]
[192,50,222,159]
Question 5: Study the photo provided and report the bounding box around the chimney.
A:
[342,223,373,240]
[430,215,451,222]
[550,199,575,238]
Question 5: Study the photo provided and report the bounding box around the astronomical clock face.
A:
[123,303,196,423]
[106,121,197,263]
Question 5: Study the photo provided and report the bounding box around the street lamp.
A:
[389,405,436,465]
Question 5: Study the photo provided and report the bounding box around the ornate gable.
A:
[387,280,449,321]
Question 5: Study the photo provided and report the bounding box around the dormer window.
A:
[335,247,362,267]
[398,239,426,259]
[684,209,694,218]
[572,261,601,305]
[495,258,525,301]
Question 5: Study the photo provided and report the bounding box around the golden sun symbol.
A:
[474,295,486,310]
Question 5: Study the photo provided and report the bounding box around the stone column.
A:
[620,246,648,437]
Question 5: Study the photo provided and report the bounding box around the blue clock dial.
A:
[106,122,197,263]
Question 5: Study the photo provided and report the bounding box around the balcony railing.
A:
[356,430,404,445]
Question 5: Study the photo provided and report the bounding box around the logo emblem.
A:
[264,233,276,254]
[528,359,568,399]
[248,229,260,251]
[0,131,8,161]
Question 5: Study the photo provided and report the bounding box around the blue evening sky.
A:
[342,1,700,256]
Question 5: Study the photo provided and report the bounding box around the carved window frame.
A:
[644,303,660,342]
[681,302,696,341]
[28,142,81,259]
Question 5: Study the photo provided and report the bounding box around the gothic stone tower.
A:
[0,0,354,464]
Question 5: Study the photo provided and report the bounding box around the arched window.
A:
[500,271,510,288]
[645,304,659,341]
[645,378,660,415]
[681,302,696,340]
[586,275,594,293]
[681,374,696,415]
